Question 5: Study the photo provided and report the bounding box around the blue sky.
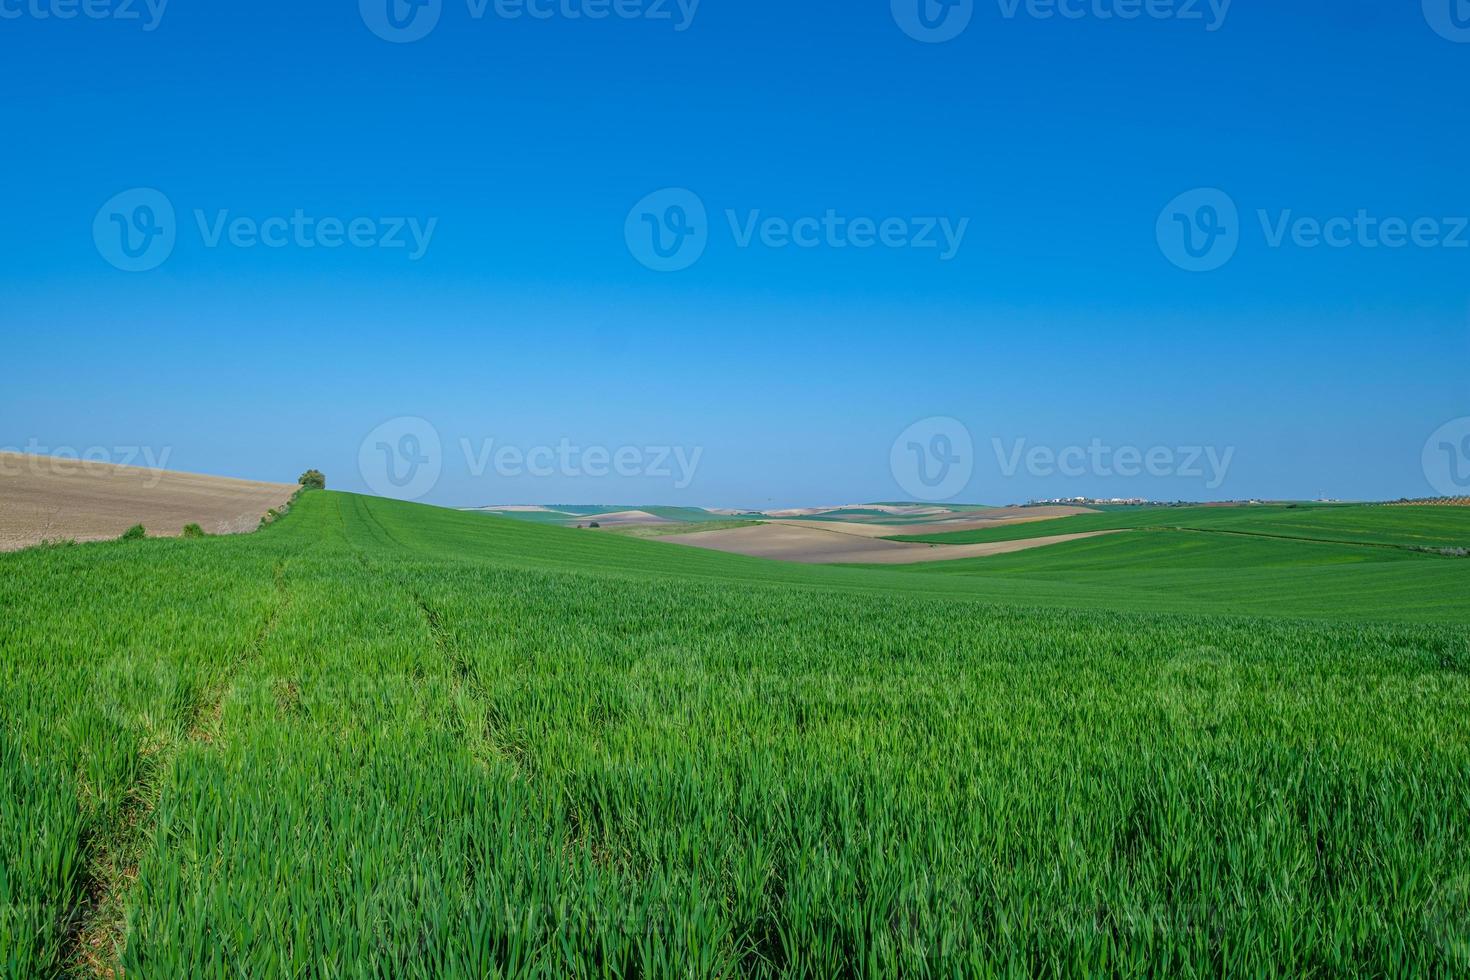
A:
[3,1,1468,507]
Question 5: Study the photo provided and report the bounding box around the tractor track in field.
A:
[343,500,513,766]
[1160,525,1470,556]
[897,522,1469,558]
[191,560,292,742]
[404,586,525,774]
[349,543,520,773]
[68,559,292,977]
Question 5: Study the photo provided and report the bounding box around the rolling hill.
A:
[2,492,1467,976]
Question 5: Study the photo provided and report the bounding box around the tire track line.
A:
[70,559,292,976]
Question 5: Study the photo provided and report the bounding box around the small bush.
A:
[589,522,601,529]
[182,524,206,539]
[299,469,326,491]
[120,525,147,541]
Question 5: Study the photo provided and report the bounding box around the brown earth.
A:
[764,506,1097,539]
[764,519,929,539]
[659,521,1119,565]
[796,504,1094,527]
[569,510,677,527]
[762,504,959,519]
[879,506,1097,534]
[0,453,299,551]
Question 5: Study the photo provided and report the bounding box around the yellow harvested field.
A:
[660,521,1119,565]
[0,453,299,551]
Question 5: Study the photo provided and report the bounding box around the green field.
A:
[3,492,1468,976]
[890,503,1470,551]
[869,528,1470,622]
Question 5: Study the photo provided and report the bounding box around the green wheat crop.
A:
[1,492,1467,977]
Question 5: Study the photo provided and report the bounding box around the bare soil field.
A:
[910,504,1095,525]
[764,506,1097,540]
[796,504,1095,527]
[660,521,1118,565]
[0,453,299,551]
[765,519,925,539]
[759,504,978,520]
[571,510,676,527]
[604,519,760,539]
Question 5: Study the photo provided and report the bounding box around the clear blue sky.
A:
[3,2,1468,507]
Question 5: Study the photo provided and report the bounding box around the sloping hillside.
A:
[2,492,1467,976]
